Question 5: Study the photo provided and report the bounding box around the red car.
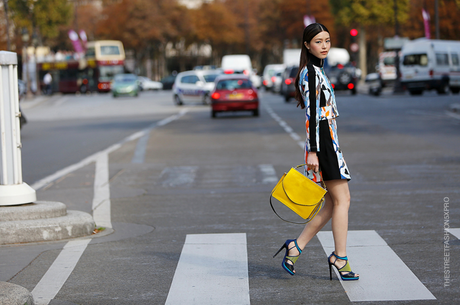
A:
[210,75,259,118]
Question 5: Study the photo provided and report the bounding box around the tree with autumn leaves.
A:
[2,0,460,77]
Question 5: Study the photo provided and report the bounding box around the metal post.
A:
[0,51,36,206]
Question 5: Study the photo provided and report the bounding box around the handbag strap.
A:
[294,163,327,189]
[270,194,324,224]
[269,164,326,224]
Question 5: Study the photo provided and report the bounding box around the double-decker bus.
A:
[84,40,125,92]
[37,40,126,94]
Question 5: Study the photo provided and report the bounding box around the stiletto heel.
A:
[273,239,302,276]
[328,252,359,281]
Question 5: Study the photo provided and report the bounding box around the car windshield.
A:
[216,79,252,90]
[114,75,137,82]
[99,66,124,82]
[203,74,220,83]
[402,54,428,66]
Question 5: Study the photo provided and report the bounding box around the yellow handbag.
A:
[270,164,327,224]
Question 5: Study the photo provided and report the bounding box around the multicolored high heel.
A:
[273,239,302,275]
[328,252,359,281]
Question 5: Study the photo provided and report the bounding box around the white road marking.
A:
[131,131,151,164]
[160,166,198,187]
[317,230,436,302]
[165,233,250,305]
[264,103,304,148]
[92,153,111,228]
[448,228,460,239]
[29,109,189,304]
[258,164,278,184]
[31,109,189,190]
[31,239,91,305]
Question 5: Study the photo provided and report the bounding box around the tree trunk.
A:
[358,26,367,81]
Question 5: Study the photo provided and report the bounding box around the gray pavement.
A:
[1,89,459,304]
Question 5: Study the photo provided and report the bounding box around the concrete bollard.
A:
[0,51,36,206]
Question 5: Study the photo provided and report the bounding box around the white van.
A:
[221,54,261,88]
[262,64,285,91]
[400,38,460,95]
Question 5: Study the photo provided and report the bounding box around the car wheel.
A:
[284,95,290,102]
[211,111,216,118]
[437,83,449,95]
[253,109,259,117]
[351,87,357,95]
[113,94,117,98]
[174,95,183,106]
[409,89,423,96]
[202,94,209,105]
[450,87,460,94]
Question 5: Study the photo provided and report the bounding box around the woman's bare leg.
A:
[286,179,358,277]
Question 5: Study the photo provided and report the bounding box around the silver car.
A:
[173,70,222,105]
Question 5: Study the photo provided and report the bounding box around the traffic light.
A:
[350,29,358,37]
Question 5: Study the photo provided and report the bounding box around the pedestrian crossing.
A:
[165,230,449,303]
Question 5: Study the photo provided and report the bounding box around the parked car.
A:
[377,51,400,87]
[400,38,460,95]
[18,80,27,128]
[160,74,177,90]
[111,74,139,98]
[173,70,222,105]
[262,64,285,91]
[280,66,299,102]
[324,63,358,95]
[210,75,259,118]
[221,54,262,88]
[365,73,383,96]
[138,76,163,91]
[272,71,283,93]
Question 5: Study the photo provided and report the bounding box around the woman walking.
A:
[274,23,359,281]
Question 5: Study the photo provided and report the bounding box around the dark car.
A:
[210,75,259,118]
[160,74,177,90]
[324,63,358,95]
[280,66,298,102]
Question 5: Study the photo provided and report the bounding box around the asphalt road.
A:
[2,88,459,304]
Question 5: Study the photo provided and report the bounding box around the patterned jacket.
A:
[299,59,351,182]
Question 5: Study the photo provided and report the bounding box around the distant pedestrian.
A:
[43,72,52,95]
[274,23,359,281]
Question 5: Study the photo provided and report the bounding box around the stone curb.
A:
[0,209,95,245]
[0,282,34,305]
[0,201,66,221]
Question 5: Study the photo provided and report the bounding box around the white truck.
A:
[400,38,460,95]
[221,54,261,88]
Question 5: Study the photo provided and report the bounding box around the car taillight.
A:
[224,70,234,74]
[337,64,344,69]
[347,83,354,90]
[429,70,433,77]
[211,92,220,99]
[263,80,268,86]
[247,89,258,100]
[331,83,335,89]
[82,79,88,85]
[285,78,292,85]
[243,70,249,75]
[271,76,276,83]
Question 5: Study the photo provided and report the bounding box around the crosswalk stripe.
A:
[317,230,436,302]
[165,233,250,305]
[448,228,460,239]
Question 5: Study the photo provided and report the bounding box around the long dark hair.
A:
[294,23,330,109]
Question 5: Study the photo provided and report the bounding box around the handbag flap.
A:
[282,168,327,205]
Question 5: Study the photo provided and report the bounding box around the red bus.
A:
[37,40,126,94]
